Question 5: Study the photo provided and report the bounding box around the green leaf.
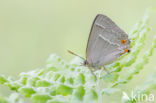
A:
[0,75,8,84]
[19,87,36,97]
[73,86,85,101]
[27,77,40,87]
[31,94,52,103]
[54,73,61,81]
[66,77,74,85]
[75,73,86,85]
[58,76,65,83]
[85,89,98,101]
[103,73,119,83]
[36,80,51,87]
[56,84,73,96]
[0,97,7,103]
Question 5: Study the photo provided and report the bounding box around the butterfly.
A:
[68,14,131,71]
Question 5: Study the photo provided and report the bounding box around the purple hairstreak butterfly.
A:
[68,14,131,71]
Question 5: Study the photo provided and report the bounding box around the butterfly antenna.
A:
[67,50,85,60]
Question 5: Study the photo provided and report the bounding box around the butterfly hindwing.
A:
[86,14,130,68]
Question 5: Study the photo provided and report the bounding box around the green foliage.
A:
[0,9,156,103]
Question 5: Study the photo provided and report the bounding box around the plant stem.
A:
[96,68,104,103]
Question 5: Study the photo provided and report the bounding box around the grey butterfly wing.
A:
[86,14,130,68]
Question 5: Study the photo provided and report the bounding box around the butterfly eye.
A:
[121,40,126,44]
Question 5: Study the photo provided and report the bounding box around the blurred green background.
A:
[0,0,156,100]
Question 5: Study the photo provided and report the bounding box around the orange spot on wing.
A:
[125,49,129,53]
[121,40,126,44]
